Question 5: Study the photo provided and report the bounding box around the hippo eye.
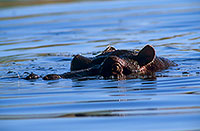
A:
[112,63,122,73]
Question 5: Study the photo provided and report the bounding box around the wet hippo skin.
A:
[39,45,177,80]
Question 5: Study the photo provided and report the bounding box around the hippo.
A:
[26,45,176,80]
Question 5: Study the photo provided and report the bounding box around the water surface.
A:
[0,0,200,131]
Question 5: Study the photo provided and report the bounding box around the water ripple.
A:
[0,0,200,131]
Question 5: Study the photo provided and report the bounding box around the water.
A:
[0,0,200,130]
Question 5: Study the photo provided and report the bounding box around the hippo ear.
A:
[102,46,116,54]
[137,45,155,66]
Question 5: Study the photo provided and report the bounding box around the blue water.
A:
[0,0,200,131]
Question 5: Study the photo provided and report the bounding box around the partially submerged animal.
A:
[26,45,176,80]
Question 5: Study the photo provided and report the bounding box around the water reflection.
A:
[0,0,83,7]
[1,105,199,120]
[0,0,200,131]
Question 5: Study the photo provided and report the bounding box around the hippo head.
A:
[99,45,156,79]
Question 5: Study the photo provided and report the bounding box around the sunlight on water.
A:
[0,0,200,131]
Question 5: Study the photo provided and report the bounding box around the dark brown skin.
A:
[25,72,40,80]
[40,45,176,80]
